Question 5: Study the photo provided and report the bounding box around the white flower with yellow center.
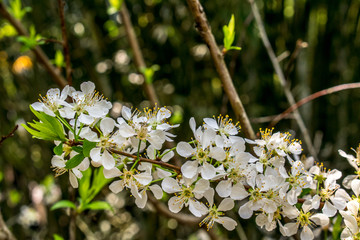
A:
[200,189,237,231]
[89,117,125,169]
[161,176,209,217]
[283,202,329,240]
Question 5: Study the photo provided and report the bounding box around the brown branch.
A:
[0,125,18,146]
[119,3,159,106]
[57,0,72,85]
[284,39,308,80]
[109,148,181,173]
[38,38,63,45]
[270,82,360,127]
[0,211,16,240]
[185,0,255,140]
[248,0,317,159]
[0,2,68,89]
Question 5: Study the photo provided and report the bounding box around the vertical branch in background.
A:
[0,211,16,240]
[57,0,72,85]
[0,2,68,89]
[119,2,159,107]
[186,0,256,140]
[248,0,318,159]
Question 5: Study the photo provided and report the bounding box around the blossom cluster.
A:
[25,81,360,239]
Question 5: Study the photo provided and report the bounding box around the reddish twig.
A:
[248,0,317,159]
[270,82,360,127]
[0,125,18,146]
[0,2,68,89]
[57,0,72,85]
[186,0,255,140]
[284,39,308,80]
[119,3,159,106]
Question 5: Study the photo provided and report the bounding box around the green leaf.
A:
[83,201,113,211]
[83,140,97,157]
[53,50,65,68]
[28,105,66,141]
[54,143,63,156]
[8,0,32,20]
[332,214,342,239]
[222,14,241,53]
[78,168,92,201]
[140,65,160,84]
[71,146,83,153]
[22,124,58,141]
[109,0,123,10]
[53,234,64,240]
[51,200,76,211]
[228,14,235,36]
[229,46,242,51]
[85,167,112,204]
[65,153,85,169]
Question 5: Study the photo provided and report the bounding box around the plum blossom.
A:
[51,153,90,188]
[32,85,74,117]
[88,117,125,169]
[200,189,237,230]
[282,202,329,240]
[161,176,209,217]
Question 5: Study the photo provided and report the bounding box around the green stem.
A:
[159,146,176,158]
[74,116,78,141]
[130,140,142,171]
[56,115,75,135]
[153,164,176,173]
[150,173,178,184]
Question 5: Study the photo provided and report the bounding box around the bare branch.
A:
[0,2,68,89]
[57,0,72,85]
[0,125,18,146]
[119,3,159,106]
[248,0,317,159]
[0,210,16,240]
[271,82,360,127]
[185,0,255,140]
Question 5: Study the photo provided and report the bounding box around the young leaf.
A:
[83,201,113,211]
[51,200,76,211]
[28,105,66,141]
[53,234,64,240]
[22,123,58,141]
[83,140,97,157]
[222,14,241,54]
[78,168,92,201]
[54,143,63,156]
[65,153,85,169]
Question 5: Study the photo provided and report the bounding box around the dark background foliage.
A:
[0,0,359,239]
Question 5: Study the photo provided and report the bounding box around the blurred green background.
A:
[1,0,360,239]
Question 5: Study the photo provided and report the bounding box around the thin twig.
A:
[248,0,318,159]
[185,0,255,140]
[0,125,18,146]
[270,82,360,127]
[38,38,64,45]
[109,148,181,173]
[119,3,159,106]
[284,40,308,80]
[0,210,16,240]
[0,2,68,89]
[57,0,72,85]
